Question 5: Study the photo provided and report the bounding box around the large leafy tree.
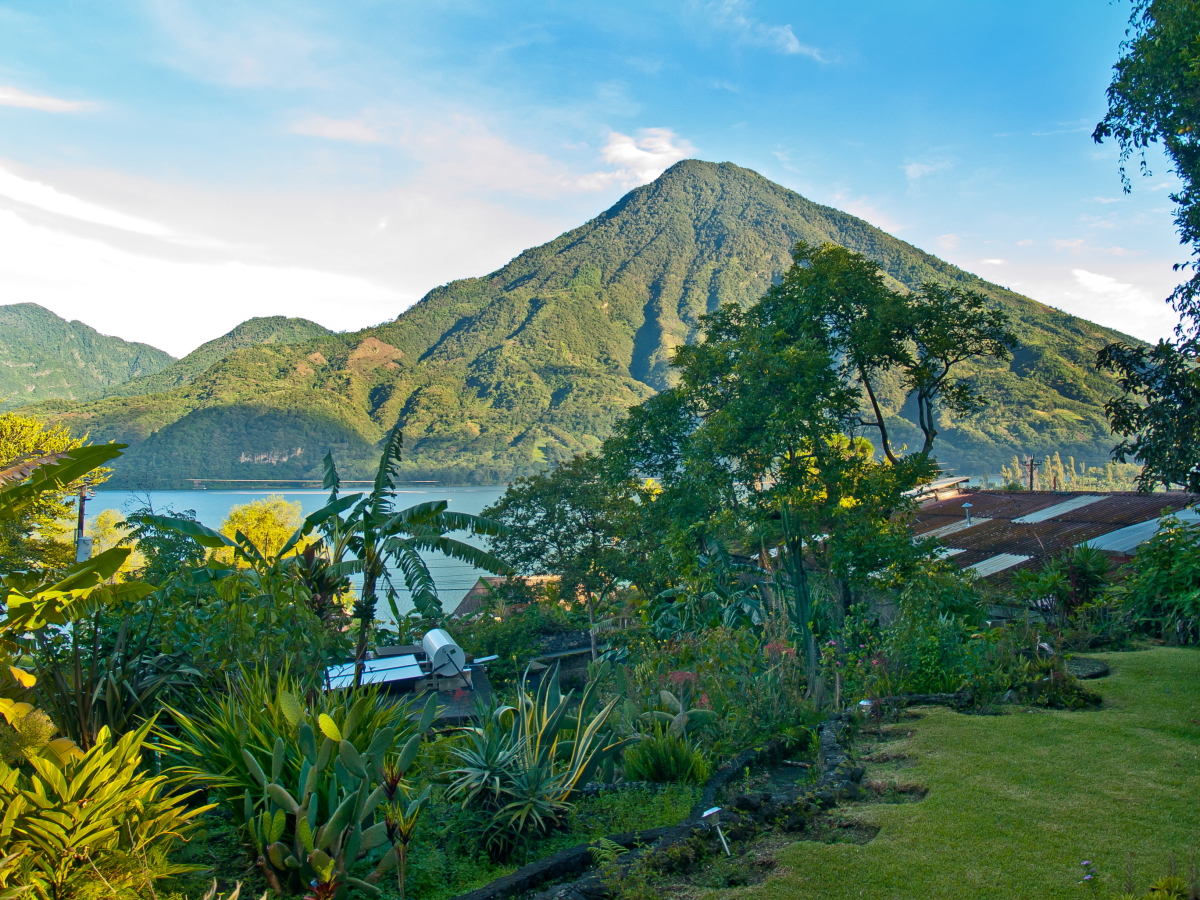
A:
[1093,0,1200,489]
[603,242,1013,687]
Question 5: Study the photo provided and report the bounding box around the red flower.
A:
[668,670,698,685]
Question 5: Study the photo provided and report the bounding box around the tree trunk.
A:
[587,599,598,663]
[354,568,378,687]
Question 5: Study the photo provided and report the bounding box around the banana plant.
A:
[239,693,439,897]
[141,427,514,681]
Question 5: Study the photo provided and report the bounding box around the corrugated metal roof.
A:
[1012,494,1104,524]
[967,553,1032,577]
[911,490,1198,581]
[922,517,993,540]
[1083,507,1200,553]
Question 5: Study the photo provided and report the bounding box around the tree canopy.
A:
[1093,0,1200,490]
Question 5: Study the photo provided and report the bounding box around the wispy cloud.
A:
[697,0,827,59]
[827,190,904,233]
[980,258,1007,265]
[0,84,95,113]
[0,165,171,236]
[147,0,328,88]
[291,116,386,144]
[903,160,951,180]
[936,234,959,251]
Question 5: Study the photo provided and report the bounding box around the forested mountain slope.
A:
[100,316,333,398]
[32,160,1137,488]
[0,304,174,411]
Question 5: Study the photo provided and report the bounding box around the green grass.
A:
[740,647,1200,900]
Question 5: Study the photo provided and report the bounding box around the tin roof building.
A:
[911,490,1198,580]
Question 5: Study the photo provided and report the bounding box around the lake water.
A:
[89,487,508,618]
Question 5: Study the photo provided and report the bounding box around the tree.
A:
[603,243,1012,690]
[0,413,110,575]
[776,242,1015,463]
[482,454,648,659]
[1093,0,1200,489]
[218,494,306,565]
[313,428,512,673]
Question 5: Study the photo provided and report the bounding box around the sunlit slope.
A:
[33,160,1136,487]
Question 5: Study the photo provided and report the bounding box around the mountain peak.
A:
[32,163,1133,487]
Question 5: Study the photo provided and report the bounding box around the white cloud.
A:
[577,129,695,189]
[292,116,385,144]
[698,0,825,59]
[903,160,951,180]
[981,258,1007,265]
[0,207,403,357]
[0,165,172,236]
[1071,268,1151,305]
[0,84,94,113]
[936,234,959,251]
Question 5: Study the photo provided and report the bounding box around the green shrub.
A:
[1118,515,1200,644]
[0,722,210,899]
[622,727,710,784]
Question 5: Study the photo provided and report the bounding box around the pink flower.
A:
[668,670,698,685]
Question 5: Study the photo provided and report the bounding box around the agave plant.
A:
[447,664,630,858]
[167,667,439,896]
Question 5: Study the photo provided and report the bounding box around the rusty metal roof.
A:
[912,490,1198,580]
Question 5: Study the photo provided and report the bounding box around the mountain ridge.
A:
[100,316,334,399]
[0,304,175,412]
[28,160,1136,487]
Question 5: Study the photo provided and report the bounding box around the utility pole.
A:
[74,481,95,563]
[1026,456,1036,492]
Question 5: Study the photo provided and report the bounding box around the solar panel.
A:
[325,655,423,690]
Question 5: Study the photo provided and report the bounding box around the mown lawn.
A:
[739,647,1200,900]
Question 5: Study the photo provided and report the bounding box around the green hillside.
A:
[100,316,333,398]
[0,304,174,411]
[31,160,1137,488]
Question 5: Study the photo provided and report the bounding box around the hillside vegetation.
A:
[0,303,174,411]
[31,160,1136,488]
[99,315,333,399]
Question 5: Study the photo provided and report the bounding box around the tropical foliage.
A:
[1094,0,1200,490]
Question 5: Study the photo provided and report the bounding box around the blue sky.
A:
[0,0,1184,355]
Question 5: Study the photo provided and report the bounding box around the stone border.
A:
[447,725,852,900]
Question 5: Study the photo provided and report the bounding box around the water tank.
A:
[422,628,466,677]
